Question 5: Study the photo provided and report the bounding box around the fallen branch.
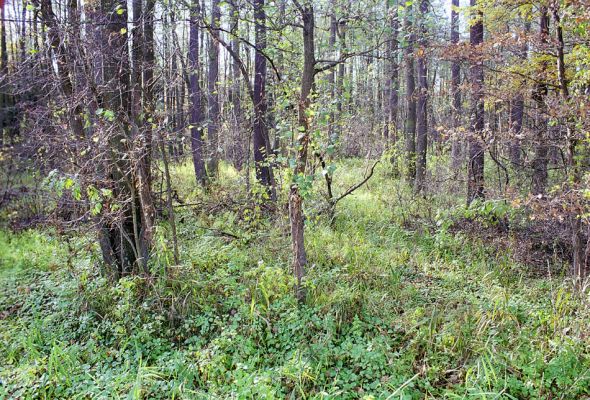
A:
[195,225,241,240]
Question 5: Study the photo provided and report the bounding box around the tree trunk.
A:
[531,8,549,195]
[328,0,337,142]
[450,0,462,169]
[253,0,275,195]
[404,4,417,182]
[414,0,428,193]
[207,0,221,177]
[189,0,208,185]
[335,17,347,140]
[229,0,244,168]
[290,1,315,302]
[466,0,484,204]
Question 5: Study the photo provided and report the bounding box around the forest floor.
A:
[1,159,590,399]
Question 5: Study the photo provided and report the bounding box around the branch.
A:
[201,22,255,103]
[333,160,380,205]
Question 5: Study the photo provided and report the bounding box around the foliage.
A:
[2,161,590,399]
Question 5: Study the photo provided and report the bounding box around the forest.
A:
[1,0,590,397]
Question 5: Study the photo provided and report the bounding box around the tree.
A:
[450,0,462,169]
[207,0,221,178]
[531,7,549,195]
[414,0,428,193]
[253,0,275,194]
[290,0,315,301]
[466,0,484,204]
[403,3,417,182]
[189,0,208,186]
[384,0,399,142]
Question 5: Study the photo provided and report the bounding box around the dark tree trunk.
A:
[328,0,337,142]
[404,4,417,182]
[335,17,347,140]
[189,0,208,185]
[0,5,7,145]
[508,20,530,167]
[450,0,462,169]
[207,0,220,177]
[414,0,428,192]
[96,0,148,275]
[290,1,315,302]
[253,0,275,194]
[143,0,155,172]
[229,0,244,168]
[467,0,484,204]
[531,8,549,195]
[384,0,399,143]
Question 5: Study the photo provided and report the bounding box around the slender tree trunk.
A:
[0,5,7,145]
[229,0,244,168]
[531,8,549,195]
[189,0,208,185]
[290,1,315,302]
[404,4,417,182]
[328,0,337,142]
[414,0,428,192]
[143,0,155,174]
[389,0,399,142]
[335,17,347,140]
[466,0,484,204]
[450,0,462,169]
[207,0,220,177]
[253,0,275,195]
[508,20,529,167]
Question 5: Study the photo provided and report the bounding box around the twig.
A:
[333,160,380,205]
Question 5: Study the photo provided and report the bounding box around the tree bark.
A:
[404,4,417,182]
[466,0,484,204]
[414,0,428,193]
[207,0,221,177]
[189,0,208,185]
[531,8,549,195]
[450,0,462,169]
[290,0,315,302]
[384,0,399,143]
[253,0,275,195]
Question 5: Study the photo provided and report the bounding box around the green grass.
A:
[1,159,590,399]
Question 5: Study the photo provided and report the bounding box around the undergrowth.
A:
[1,159,589,399]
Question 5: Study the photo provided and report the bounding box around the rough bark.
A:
[508,20,529,167]
[384,0,399,142]
[253,0,275,194]
[207,0,221,177]
[466,0,484,204]
[531,8,549,195]
[189,0,208,185]
[450,0,462,169]
[414,0,428,193]
[290,1,315,302]
[404,4,417,182]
